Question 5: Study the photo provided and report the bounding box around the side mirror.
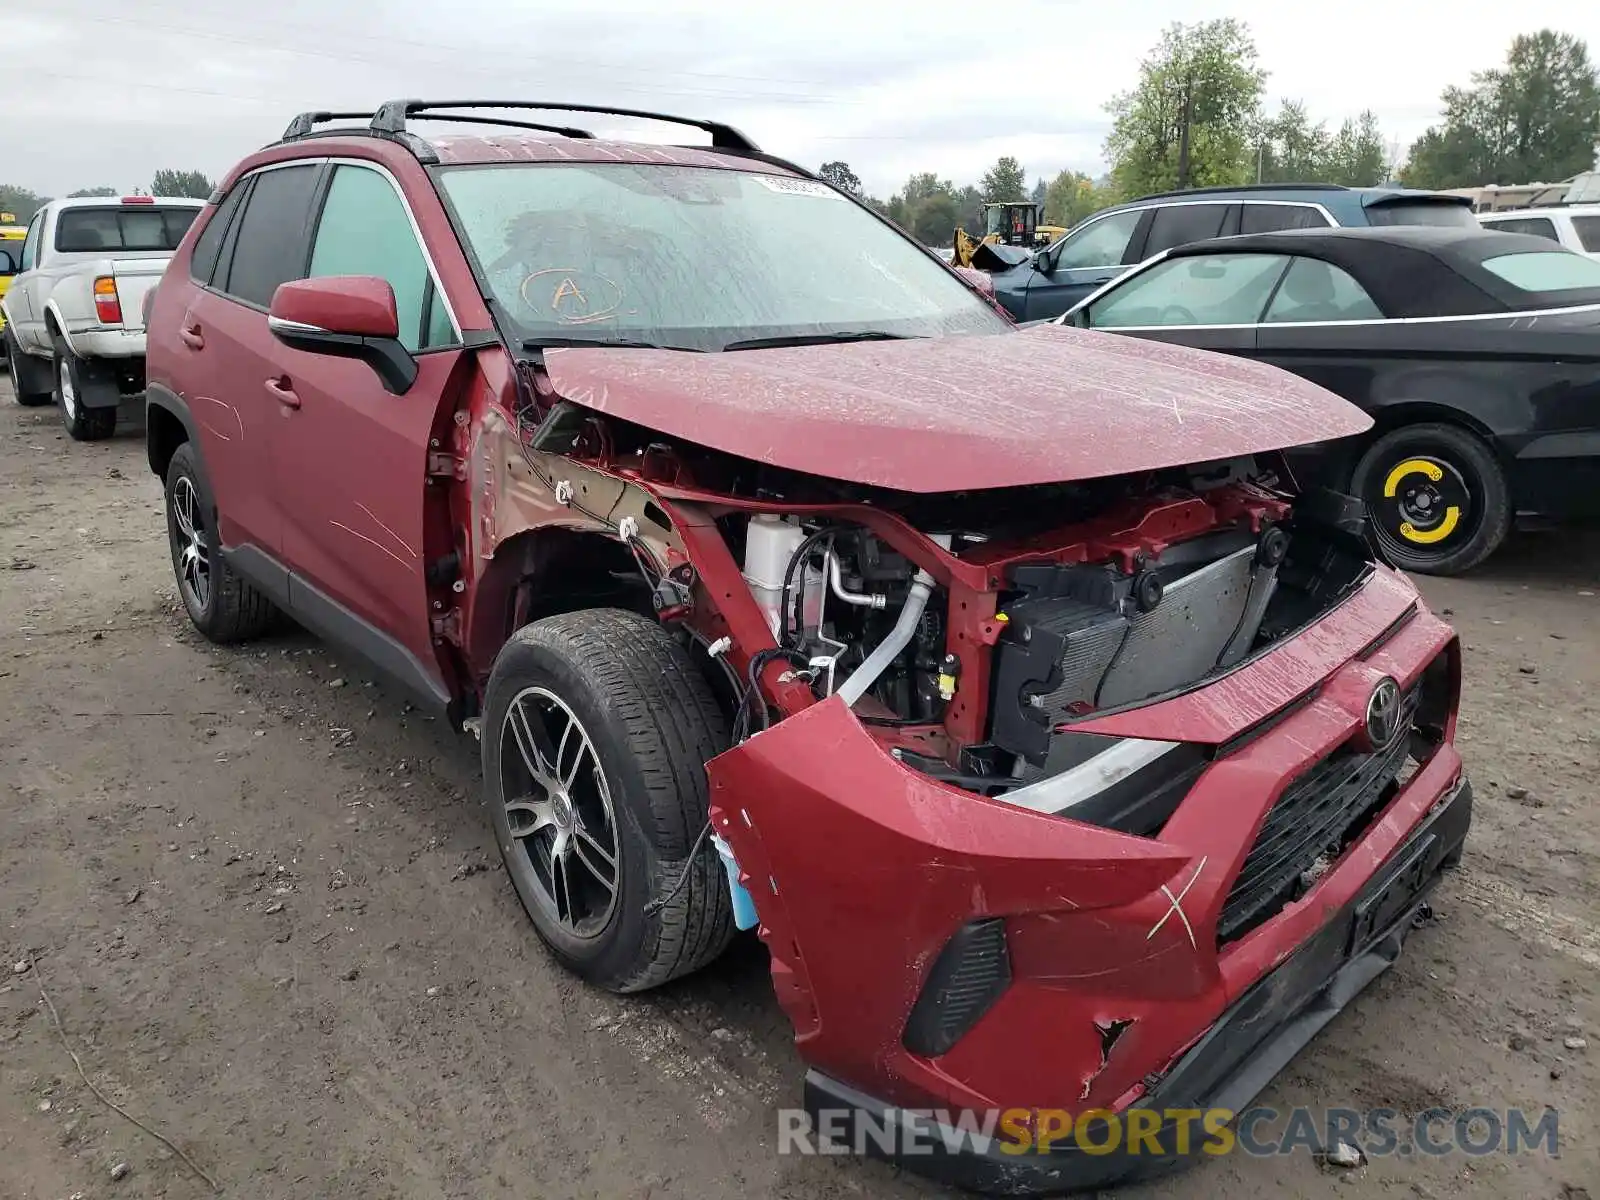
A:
[267,276,416,394]
[1034,248,1056,275]
[953,265,996,297]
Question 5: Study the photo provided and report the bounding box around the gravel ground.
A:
[1,375,1596,1200]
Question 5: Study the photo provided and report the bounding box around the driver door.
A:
[1020,206,1151,321]
[265,162,464,700]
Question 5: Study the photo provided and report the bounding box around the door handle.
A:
[265,376,300,409]
[180,322,204,349]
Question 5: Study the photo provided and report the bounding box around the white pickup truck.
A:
[1477,205,1600,261]
[2,195,203,440]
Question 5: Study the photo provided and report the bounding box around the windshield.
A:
[436,163,1008,351]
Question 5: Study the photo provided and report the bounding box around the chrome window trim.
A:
[1059,248,1600,329]
[208,156,462,343]
[1048,198,1337,258]
[322,157,462,343]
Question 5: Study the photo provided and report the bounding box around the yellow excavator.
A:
[952,202,1067,269]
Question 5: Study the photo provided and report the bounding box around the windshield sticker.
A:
[751,175,844,199]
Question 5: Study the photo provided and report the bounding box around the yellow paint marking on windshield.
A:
[1400,509,1461,544]
[1383,458,1443,497]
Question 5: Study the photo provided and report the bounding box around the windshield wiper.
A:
[522,337,704,352]
[719,331,920,352]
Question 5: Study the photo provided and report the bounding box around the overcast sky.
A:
[5,0,1598,200]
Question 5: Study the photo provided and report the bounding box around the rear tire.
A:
[164,442,276,643]
[482,609,735,993]
[4,331,52,406]
[52,333,116,440]
[1351,422,1510,576]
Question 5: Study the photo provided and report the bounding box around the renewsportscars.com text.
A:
[780,1105,1560,1159]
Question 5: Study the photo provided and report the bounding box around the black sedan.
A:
[1061,226,1600,573]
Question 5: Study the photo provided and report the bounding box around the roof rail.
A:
[282,110,375,140]
[1130,182,1354,203]
[369,99,760,152]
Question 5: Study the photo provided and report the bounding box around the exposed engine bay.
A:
[501,383,1377,832]
[722,461,1374,810]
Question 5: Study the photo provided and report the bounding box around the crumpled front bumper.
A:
[802,776,1471,1195]
[706,568,1467,1194]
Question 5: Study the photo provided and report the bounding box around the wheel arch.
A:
[466,528,653,685]
[145,385,200,473]
[1334,401,1506,491]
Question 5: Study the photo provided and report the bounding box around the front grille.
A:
[1218,688,1419,945]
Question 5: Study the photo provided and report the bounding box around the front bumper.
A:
[803,775,1471,1195]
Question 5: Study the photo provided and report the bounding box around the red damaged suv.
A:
[144,102,1471,1193]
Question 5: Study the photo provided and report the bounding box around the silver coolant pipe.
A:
[836,534,951,708]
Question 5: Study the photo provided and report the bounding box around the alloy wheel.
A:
[498,686,621,938]
[58,358,77,422]
[172,476,212,613]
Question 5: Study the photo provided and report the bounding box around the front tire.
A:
[4,331,52,406]
[52,333,116,440]
[482,609,735,993]
[164,442,276,642]
[1351,422,1511,575]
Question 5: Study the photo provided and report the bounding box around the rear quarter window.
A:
[55,206,199,252]
[1480,250,1600,295]
[1572,215,1600,253]
[1481,217,1559,241]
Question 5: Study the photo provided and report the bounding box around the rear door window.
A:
[1263,258,1384,322]
[54,206,198,252]
[1054,208,1143,269]
[189,186,249,286]
[1142,203,1233,257]
[1241,203,1330,234]
[221,165,322,308]
[1087,253,1290,328]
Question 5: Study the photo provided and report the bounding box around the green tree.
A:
[911,192,962,244]
[1104,19,1267,197]
[1256,100,1329,183]
[979,156,1028,202]
[0,185,47,223]
[151,169,215,199]
[1402,30,1600,188]
[1030,177,1048,208]
[818,161,863,195]
[956,184,984,235]
[1325,111,1388,186]
[1042,170,1102,227]
[68,187,119,198]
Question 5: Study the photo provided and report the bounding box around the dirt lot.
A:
[1,374,1596,1200]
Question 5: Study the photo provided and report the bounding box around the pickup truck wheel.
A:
[164,442,276,642]
[4,332,53,406]
[52,334,116,440]
[482,609,735,993]
[1351,423,1511,576]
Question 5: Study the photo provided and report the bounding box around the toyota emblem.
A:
[1365,677,1403,748]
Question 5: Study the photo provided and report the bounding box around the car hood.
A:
[540,324,1372,494]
